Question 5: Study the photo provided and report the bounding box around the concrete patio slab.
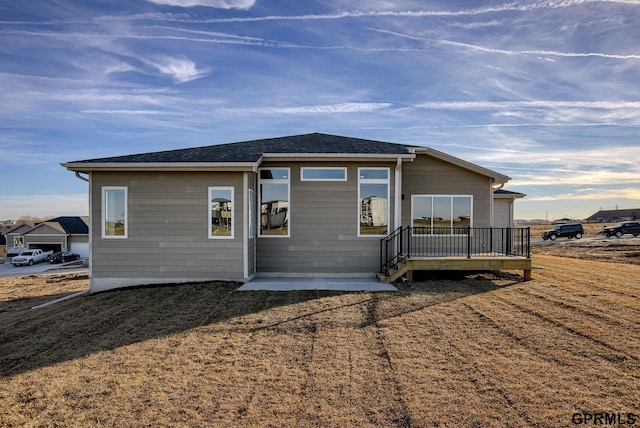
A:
[237,276,398,292]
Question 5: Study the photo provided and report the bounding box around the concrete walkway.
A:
[237,276,398,292]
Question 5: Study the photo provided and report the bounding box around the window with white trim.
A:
[102,186,128,238]
[301,167,347,181]
[13,236,24,247]
[259,168,289,237]
[248,188,255,239]
[358,168,389,236]
[209,187,234,239]
[412,195,473,234]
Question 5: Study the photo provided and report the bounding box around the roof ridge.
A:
[64,133,413,165]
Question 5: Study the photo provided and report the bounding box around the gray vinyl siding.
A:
[23,224,66,250]
[28,224,63,235]
[494,199,513,228]
[256,162,395,274]
[402,154,493,228]
[91,171,245,287]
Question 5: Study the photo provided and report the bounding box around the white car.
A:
[11,249,53,266]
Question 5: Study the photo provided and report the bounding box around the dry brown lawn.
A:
[1,254,639,427]
[530,223,640,265]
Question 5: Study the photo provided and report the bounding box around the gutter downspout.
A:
[75,171,89,182]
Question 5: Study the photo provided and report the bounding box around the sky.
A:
[1,0,639,221]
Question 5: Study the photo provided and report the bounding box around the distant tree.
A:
[18,215,38,223]
[18,215,54,223]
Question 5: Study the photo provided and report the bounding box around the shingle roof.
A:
[494,189,525,196]
[46,216,89,234]
[70,133,412,164]
[586,208,640,221]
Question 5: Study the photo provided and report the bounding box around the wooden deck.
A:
[377,256,532,283]
[379,227,533,283]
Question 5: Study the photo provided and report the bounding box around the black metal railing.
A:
[380,227,531,275]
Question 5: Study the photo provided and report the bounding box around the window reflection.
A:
[210,188,233,238]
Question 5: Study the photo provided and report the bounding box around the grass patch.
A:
[1,259,639,426]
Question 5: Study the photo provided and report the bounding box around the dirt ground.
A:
[1,251,639,427]
[530,223,640,265]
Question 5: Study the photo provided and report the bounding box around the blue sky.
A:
[1,0,639,221]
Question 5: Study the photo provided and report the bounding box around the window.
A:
[209,187,234,239]
[412,195,472,235]
[301,167,347,181]
[13,236,24,247]
[259,168,289,237]
[248,188,255,239]
[102,187,128,238]
[358,168,389,236]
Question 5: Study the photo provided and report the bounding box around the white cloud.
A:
[510,170,640,188]
[81,109,180,115]
[148,56,210,83]
[525,188,640,202]
[146,0,255,9]
[415,101,640,110]
[219,102,393,115]
[168,1,640,23]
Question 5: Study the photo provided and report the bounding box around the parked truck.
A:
[11,249,53,266]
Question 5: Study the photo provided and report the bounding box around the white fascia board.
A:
[411,147,511,183]
[61,162,258,173]
[260,153,415,162]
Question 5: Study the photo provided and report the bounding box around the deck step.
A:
[377,262,409,283]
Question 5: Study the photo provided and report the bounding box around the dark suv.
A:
[541,223,584,241]
[602,221,640,238]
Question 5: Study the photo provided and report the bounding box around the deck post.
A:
[406,227,410,258]
[524,269,532,281]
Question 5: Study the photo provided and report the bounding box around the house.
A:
[0,233,6,259]
[586,208,640,223]
[5,223,34,257]
[62,133,530,292]
[5,217,89,257]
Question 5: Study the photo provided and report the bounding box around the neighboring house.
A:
[62,133,530,292]
[5,223,34,257]
[0,233,6,259]
[5,217,89,257]
[586,208,640,223]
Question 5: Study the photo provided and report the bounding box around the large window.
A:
[358,168,389,236]
[412,195,472,234]
[102,187,128,238]
[259,168,289,237]
[209,187,234,239]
